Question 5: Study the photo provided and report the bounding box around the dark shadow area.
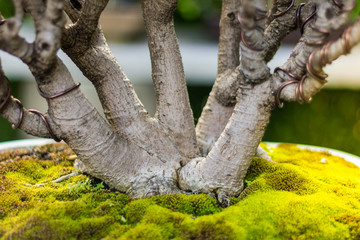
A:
[0,81,21,142]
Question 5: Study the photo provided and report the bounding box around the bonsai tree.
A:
[0,0,359,206]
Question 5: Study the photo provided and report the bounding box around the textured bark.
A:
[1,0,359,204]
[196,0,298,154]
[195,0,241,155]
[142,0,199,158]
[61,0,185,166]
[180,81,274,205]
[180,0,273,204]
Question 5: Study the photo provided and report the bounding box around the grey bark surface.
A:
[1,0,359,204]
[142,0,199,158]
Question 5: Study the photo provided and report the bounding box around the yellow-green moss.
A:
[152,193,222,216]
[1,142,360,239]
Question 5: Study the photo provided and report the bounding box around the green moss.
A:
[119,223,166,240]
[139,206,188,239]
[1,142,360,239]
[2,212,116,240]
[152,193,221,216]
[181,215,241,240]
[334,213,360,239]
[244,157,277,182]
[124,199,154,224]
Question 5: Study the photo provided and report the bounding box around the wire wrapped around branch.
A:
[28,109,61,142]
[275,74,312,108]
[237,0,267,52]
[12,98,24,129]
[277,16,360,106]
[38,83,81,99]
[273,0,296,17]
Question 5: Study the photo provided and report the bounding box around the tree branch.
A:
[238,0,269,83]
[0,63,55,138]
[15,0,124,149]
[141,0,199,158]
[217,0,241,74]
[181,81,274,204]
[266,0,295,26]
[273,0,353,106]
[196,0,273,155]
[196,70,242,155]
[30,0,67,74]
[280,16,360,103]
[62,0,149,133]
[263,0,298,62]
[0,0,34,64]
[181,0,273,202]
[61,0,185,164]
[195,0,241,155]
[212,0,297,105]
[62,0,108,52]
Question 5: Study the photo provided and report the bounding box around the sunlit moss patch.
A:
[0,142,360,239]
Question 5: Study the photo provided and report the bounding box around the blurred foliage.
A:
[0,0,14,18]
[175,0,221,23]
[350,0,360,21]
[263,89,360,156]
[175,0,360,23]
[0,81,21,142]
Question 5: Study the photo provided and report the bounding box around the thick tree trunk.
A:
[180,81,274,203]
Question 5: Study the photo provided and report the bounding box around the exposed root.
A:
[256,145,274,163]
[216,190,231,208]
[24,171,81,187]
[126,176,184,197]
[51,171,81,183]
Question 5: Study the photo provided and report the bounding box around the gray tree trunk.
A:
[0,0,359,205]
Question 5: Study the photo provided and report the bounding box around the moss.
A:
[240,160,319,199]
[219,191,353,240]
[152,193,222,216]
[119,223,166,240]
[2,213,116,240]
[244,157,277,183]
[334,213,360,240]
[123,199,154,224]
[139,205,188,239]
[181,215,241,240]
[1,142,360,239]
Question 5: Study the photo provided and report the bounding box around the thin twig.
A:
[24,171,81,187]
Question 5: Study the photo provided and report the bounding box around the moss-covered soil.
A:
[0,143,360,239]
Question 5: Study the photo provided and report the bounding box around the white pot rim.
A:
[0,138,56,151]
[265,142,360,168]
[0,139,359,168]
